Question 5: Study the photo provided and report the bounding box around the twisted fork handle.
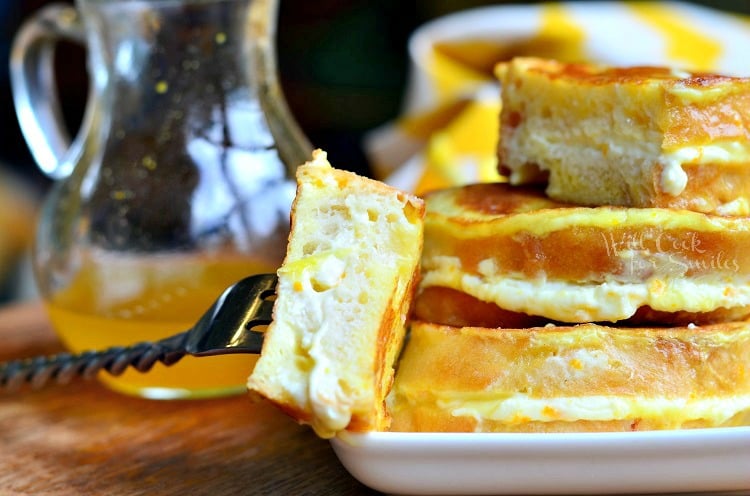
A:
[0,331,189,391]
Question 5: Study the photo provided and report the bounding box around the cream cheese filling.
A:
[432,392,750,427]
[275,250,354,437]
[659,141,750,197]
[421,259,750,322]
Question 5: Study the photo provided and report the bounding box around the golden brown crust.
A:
[389,321,750,433]
[414,286,551,328]
[424,183,750,281]
[497,58,737,86]
[351,263,421,433]
[414,286,750,328]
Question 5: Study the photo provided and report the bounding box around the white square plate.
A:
[331,427,750,495]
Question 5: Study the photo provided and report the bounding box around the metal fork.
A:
[0,273,277,392]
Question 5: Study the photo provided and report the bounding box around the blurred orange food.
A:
[0,170,37,288]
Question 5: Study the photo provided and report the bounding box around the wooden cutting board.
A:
[0,302,378,495]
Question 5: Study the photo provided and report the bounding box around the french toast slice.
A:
[496,57,750,215]
[389,321,750,433]
[247,150,425,438]
[417,183,750,325]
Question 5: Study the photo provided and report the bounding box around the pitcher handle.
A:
[10,3,86,180]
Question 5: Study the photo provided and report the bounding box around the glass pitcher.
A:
[11,0,312,399]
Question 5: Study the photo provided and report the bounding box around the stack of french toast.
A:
[389,57,750,433]
[248,58,750,437]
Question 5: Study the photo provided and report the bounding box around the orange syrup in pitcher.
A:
[45,254,276,399]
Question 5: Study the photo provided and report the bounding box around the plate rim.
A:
[330,427,750,495]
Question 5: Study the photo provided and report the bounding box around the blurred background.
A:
[1,0,750,304]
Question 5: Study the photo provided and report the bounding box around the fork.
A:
[0,273,278,392]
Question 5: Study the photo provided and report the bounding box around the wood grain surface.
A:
[0,302,379,495]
